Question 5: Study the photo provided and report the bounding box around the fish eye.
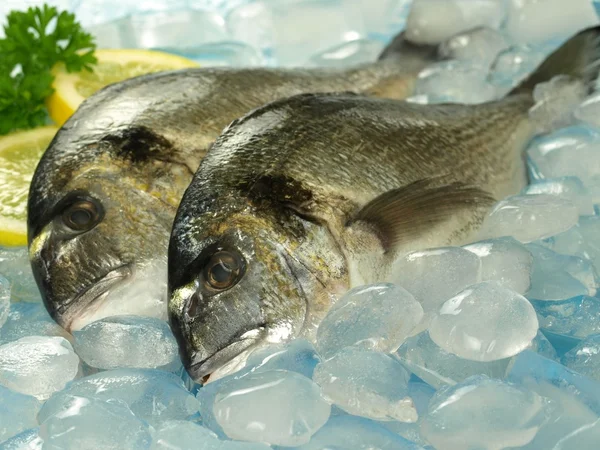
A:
[202,250,245,292]
[62,198,104,232]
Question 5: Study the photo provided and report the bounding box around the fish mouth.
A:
[59,265,132,331]
[187,327,266,384]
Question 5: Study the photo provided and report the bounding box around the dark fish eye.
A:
[62,198,103,232]
[202,250,245,291]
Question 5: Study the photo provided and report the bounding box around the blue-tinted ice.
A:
[38,369,199,427]
[0,385,41,443]
[72,316,180,371]
[39,396,152,450]
[561,334,600,382]
[429,281,539,362]
[420,376,553,450]
[0,336,79,400]
[316,283,423,359]
[313,347,417,422]
[213,370,330,446]
[294,415,425,450]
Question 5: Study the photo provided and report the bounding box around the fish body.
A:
[167,26,600,382]
[27,33,439,331]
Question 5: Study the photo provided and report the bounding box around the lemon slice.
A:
[47,49,199,126]
[0,126,59,247]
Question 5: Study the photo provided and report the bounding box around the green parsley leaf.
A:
[0,4,97,135]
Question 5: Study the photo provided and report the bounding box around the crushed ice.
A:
[2,0,600,448]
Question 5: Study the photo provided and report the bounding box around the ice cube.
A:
[316,283,423,359]
[0,247,42,303]
[575,92,600,128]
[527,138,600,200]
[0,276,8,329]
[526,244,598,301]
[396,332,510,389]
[405,0,506,45]
[307,39,385,68]
[39,396,152,450]
[541,216,600,273]
[177,41,264,67]
[477,194,579,243]
[429,281,539,362]
[387,247,481,332]
[150,420,218,449]
[534,295,600,342]
[553,419,600,450]
[529,75,588,132]
[0,428,42,450]
[73,0,187,27]
[0,303,70,345]
[213,369,330,446]
[507,350,600,415]
[415,61,498,104]
[225,2,274,61]
[0,385,41,442]
[0,336,79,400]
[244,339,320,379]
[561,335,600,382]
[489,45,546,91]
[72,315,179,371]
[120,9,229,51]
[523,177,595,216]
[313,347,416,422]
[518,379,599,450]
[503,0,599,44]
[439,27,509,69]
[294,415,424,450]
[38,369,199,427]
[464,237,533,294]
[420,376,553,450]
[264,0,367,66]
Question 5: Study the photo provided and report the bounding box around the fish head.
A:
[28,145,190,331]
[168,198,326,384]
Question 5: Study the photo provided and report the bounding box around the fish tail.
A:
[377,31,439,64]
[508,25,600,132]
[509,26,600,97]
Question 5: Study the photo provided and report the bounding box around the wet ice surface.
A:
[213,370,330,446]
[429,282,539,362]
[0,336,79,400]
[420,376,553,450]
[477,194,580,243]
[316,283,423,359]
[313,347,417,422]
[3,0,600,448]
[561,334,600,381]
[0,385,41,443]
[72,315,180,371]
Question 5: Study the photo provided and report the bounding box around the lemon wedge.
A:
[0,126,59,247]
[47,49,199,126]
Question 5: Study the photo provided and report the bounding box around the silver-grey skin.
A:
[27,32,440,331]
[168,26,600,383]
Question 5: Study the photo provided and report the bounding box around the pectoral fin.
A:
[347,179,495,254]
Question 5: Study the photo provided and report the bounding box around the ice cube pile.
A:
[3,0,600,448]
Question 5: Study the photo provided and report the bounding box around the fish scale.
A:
[27,30,438,332]
[168,26,600,383]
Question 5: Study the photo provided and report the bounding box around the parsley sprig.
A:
[0,5,97,135]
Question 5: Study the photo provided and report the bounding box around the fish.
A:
[167,26,600,383]
[27,31,441,332]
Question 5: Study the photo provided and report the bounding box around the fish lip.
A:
[59,265,132,331]
[187,327,266,383]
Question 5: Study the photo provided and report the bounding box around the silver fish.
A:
[27,32,440,331]
[167,26,600,383]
